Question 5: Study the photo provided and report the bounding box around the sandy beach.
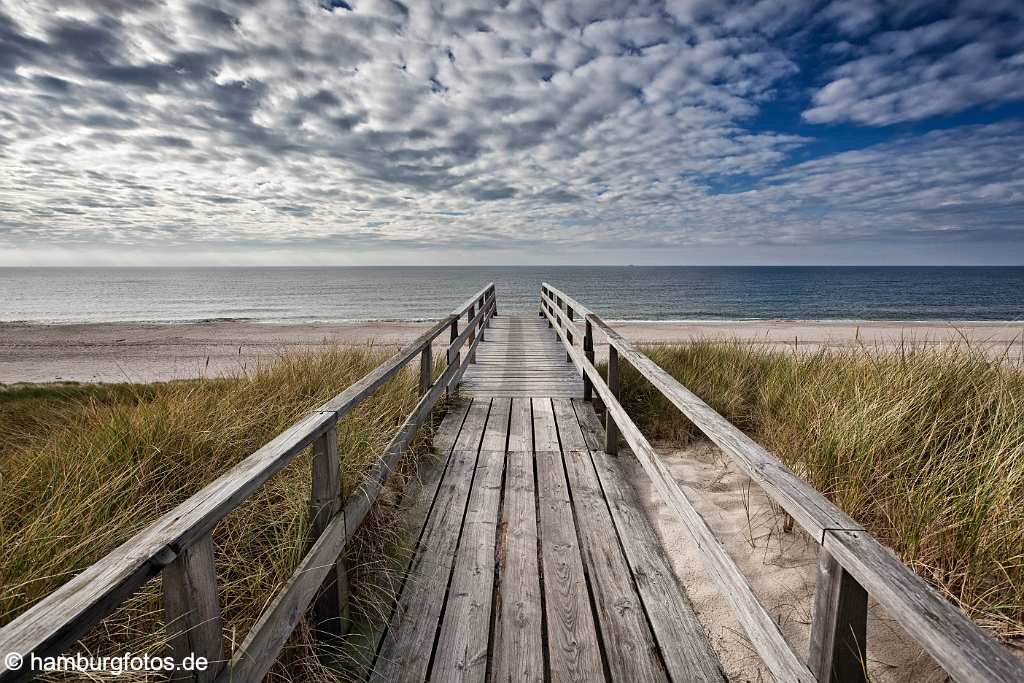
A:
[1,318,1021,384]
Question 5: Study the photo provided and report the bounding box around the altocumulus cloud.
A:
[0,0,1022,261]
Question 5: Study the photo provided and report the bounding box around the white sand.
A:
[2,318,1021,384]
[620,440,948,682]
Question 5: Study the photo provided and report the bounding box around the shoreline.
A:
[2,318,1022,384]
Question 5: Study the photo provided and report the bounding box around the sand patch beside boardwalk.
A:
[1,318,1022,383]
[620,440,946,682]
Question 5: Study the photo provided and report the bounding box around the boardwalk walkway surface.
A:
[368,315,724,682]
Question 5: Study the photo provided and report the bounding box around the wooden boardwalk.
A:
[459,314,583,398]
[5,289,1020,683]
[368,315,724,682]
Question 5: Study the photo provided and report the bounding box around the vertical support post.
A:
[583,318,594,401]
[447,318,458,399]
[309,426,349,637]
[605,346,619,455]
[419,342,432,396]
[809,547,868,683]
[468,304,477,364]
[480,297,487,340]
[492,287,497,317]
[566,305,574,362]
[164,533,224,682]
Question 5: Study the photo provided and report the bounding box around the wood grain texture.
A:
[552,400,667,683]
[163,533,224,683]
[370,453,478,682]
[574,400,726,683]
[309,427,349,638]
[824,530,1024,683]
[533,400,605,682]
[431,447,506,681]
[461,315,582,398]
[809,548,867,683]
[492,446,544,682]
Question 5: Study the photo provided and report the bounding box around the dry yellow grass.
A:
[0,346,441,681]
[617,340,1024,642]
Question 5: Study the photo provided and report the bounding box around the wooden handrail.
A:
[540,284,1024,683]
[0,283,496,683]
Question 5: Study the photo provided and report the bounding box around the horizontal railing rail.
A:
[0,283,496,683]
[539,283,1024,683]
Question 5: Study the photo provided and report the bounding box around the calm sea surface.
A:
[1,267,1022,323]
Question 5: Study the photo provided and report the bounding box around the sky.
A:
[1,0,1024,266]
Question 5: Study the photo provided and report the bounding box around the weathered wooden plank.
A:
[369,407,488,681]
[163,533,223,683]
[309,427,349,637]
[419,343,432,396]
[809,548,868,683]
[535,446,605,683]
[533,397,604,682]
[507,398,532,452]
[532,398,560,452]
[480,397,511,452]
[552,400,667,682]
[493,447,544,682]
[571,399,604,453]
[574,396,726,682]
[433,400,473,455]
[824,530,1024,683]
[588,448,726,683]
[431,446,506,680]
[605,346,619,455]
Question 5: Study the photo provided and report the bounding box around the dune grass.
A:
[615,340,1024,641]
[0,346,441,681]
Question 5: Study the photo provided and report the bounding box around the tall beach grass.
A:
[616,340,1023,641]
[0,346,439,681]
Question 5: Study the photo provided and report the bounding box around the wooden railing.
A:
[539,283,1023,683]
[0,283,497,683]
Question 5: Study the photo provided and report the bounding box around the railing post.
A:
[566,305,574,362]
[809,547,868,683]
[480,297,487,341]
[492,286,498,317]
[468,303,477,364]
[419,341,432,396]
[309,426,349,637]
[163,533,224,682]
[605,346,619,455]
[446,318,458,399]
[583,318,594,401]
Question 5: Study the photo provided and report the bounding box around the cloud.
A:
[0,0,1021,262]
[805,1,1024,125]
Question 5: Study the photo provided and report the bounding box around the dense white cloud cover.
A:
[0,0,1022,263]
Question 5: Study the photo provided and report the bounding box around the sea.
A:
[1,266,1022,324]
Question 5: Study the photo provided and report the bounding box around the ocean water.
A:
[1,266,1022,323]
